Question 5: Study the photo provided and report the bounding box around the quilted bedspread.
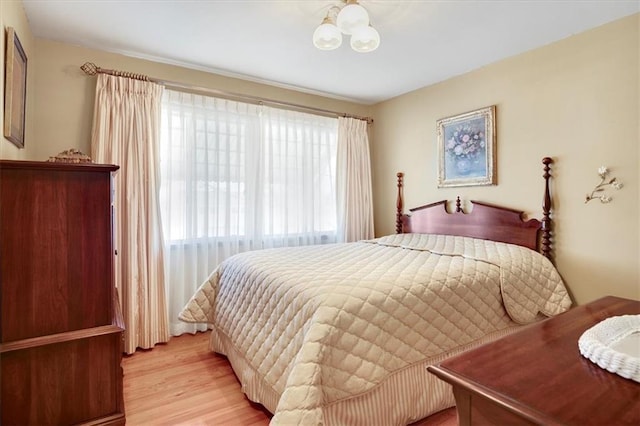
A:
[180,234,571,425]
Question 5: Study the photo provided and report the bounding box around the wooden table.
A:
[428,296,640,425]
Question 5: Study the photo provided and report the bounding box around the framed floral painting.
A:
[3,27,27,149]
[437,105,496,188]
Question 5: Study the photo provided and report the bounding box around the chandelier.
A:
[313,0,380,53]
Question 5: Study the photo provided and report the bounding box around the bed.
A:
[179,157,572,425]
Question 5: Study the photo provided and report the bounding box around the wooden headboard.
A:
[396,157,554,259]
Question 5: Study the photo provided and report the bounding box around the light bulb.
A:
[350,25,380,53]
[336,2,369,35]
[313,21,342,50]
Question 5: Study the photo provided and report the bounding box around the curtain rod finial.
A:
[81,62,99,75]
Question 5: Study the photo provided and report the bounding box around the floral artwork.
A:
[445,122,486,174]
[437,106,496,187]
[4,27,27,149]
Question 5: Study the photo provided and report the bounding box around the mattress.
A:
[180,233,572,425]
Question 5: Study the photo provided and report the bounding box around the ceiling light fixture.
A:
[313,0,380,53]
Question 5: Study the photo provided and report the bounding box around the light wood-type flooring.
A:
[123,331,456,425]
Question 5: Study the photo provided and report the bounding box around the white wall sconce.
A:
[585,166,623,204]
[313,1,380,53]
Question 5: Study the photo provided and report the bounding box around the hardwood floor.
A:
[123,331,456,425]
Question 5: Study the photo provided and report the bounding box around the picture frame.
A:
[437,105,496,188]
[3,27,27,149]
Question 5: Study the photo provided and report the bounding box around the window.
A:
[159,90,339,247]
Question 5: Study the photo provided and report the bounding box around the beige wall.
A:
[371,14,640,305]
[1,0,36,160]
[30,39,371,161]
[3,0,638,305]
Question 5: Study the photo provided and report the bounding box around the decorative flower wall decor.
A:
[585,166,623,204]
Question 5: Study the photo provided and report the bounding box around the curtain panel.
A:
[159,90,339,335]
[337,117,374,242]
[91,74,170,354]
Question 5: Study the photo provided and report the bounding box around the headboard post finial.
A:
[541,157,553,260]
[396,172,404,234]
[455,196,462,213]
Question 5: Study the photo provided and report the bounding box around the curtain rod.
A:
[80,62,373,124]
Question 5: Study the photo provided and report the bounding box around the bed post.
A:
[396,172,404,234]
[541,157,553,260]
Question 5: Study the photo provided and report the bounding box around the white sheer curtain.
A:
[260,106,338,247]
[336,117,374,242]
[159,90,339,335]
[91,74,170,354]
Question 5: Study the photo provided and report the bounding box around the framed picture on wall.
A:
[3,27,28,149]
[437,106,496,188]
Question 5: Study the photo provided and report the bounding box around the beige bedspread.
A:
[180,234,571,425]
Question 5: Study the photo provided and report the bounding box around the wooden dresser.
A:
[0,160,125,425]
[428,296,640,425]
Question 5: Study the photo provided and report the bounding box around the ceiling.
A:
[23,0,639,105]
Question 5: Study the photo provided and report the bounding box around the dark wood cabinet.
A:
[0,160,125,425]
